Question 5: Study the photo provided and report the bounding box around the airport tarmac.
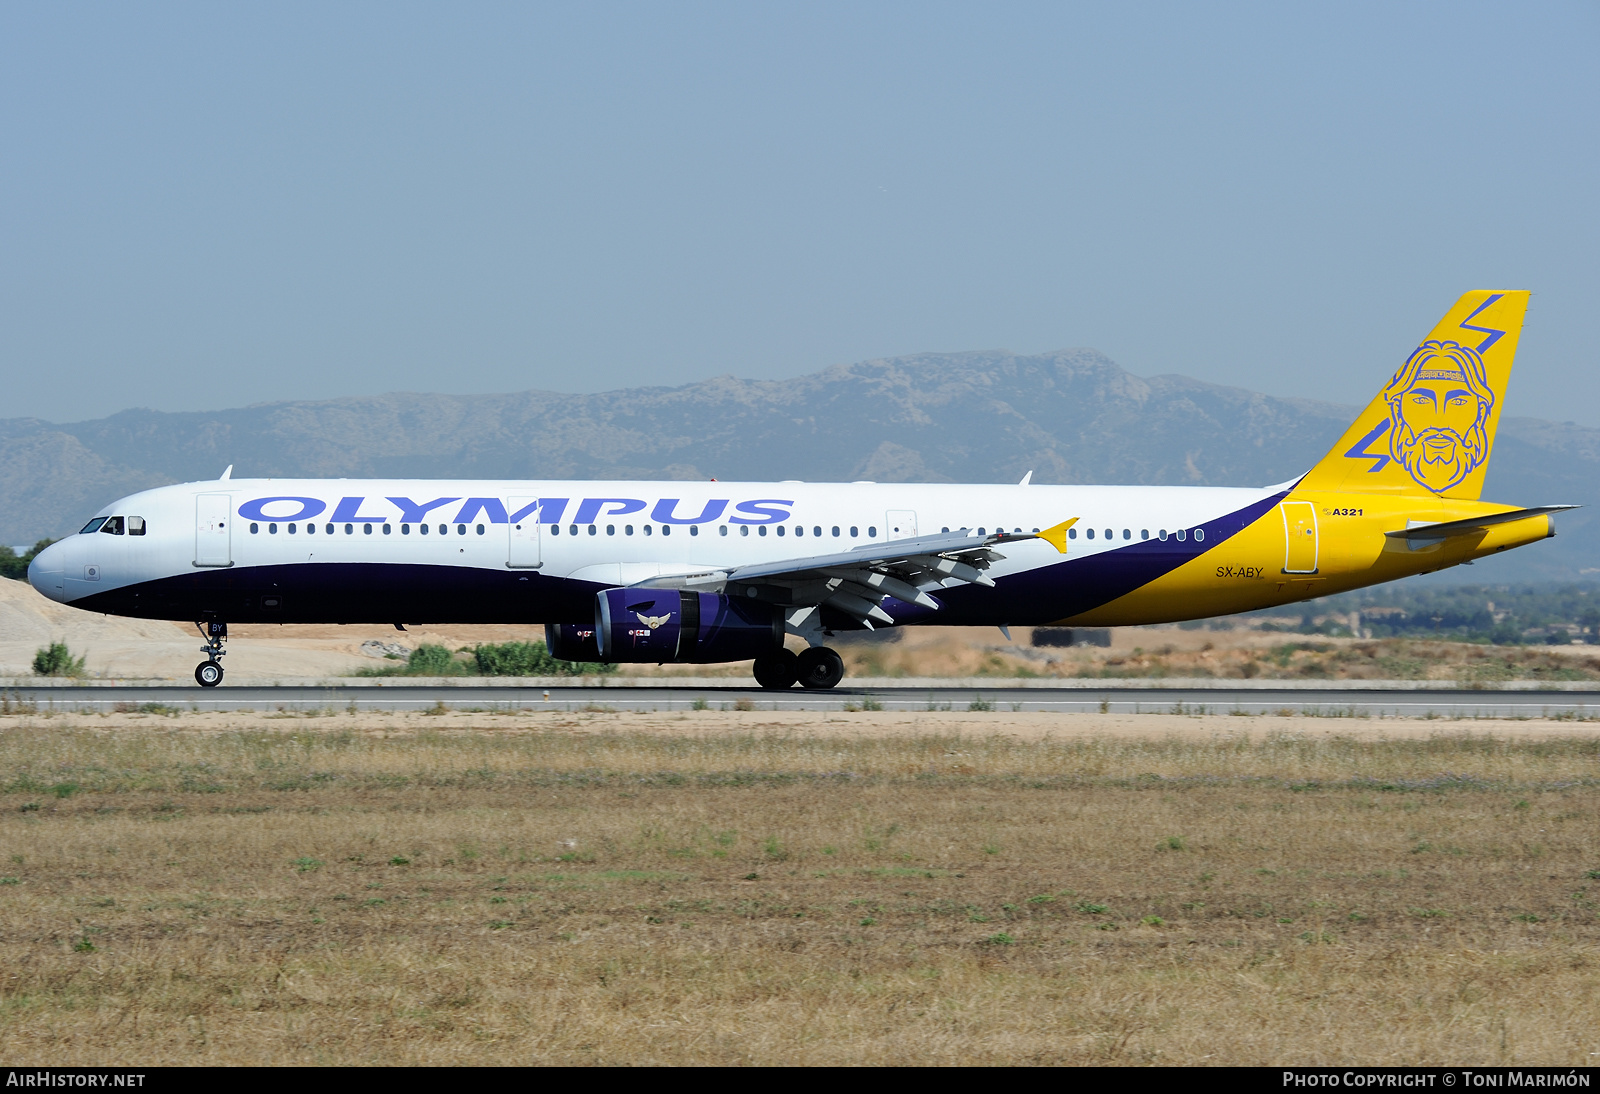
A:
[6,681,1600,718]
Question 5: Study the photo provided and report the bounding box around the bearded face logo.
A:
[1383,340,1494,493]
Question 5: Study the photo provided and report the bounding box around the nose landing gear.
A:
[194,621,227,687]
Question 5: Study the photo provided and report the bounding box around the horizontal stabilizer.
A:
[1385,505,1579,543]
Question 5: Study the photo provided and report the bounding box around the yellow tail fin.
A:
[1296,290,1529,500]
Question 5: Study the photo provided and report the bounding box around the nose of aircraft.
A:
[27,540,68,603]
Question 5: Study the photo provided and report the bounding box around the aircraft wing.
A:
[629,520,1076,629]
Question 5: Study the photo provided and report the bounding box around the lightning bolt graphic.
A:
[1457,292,1507,353]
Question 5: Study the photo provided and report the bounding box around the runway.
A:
[6,682,1600,719]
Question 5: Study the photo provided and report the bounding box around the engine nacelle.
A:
[548,588,785,664]
[544,622,602,662]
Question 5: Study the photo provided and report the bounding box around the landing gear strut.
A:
[194,621,227,687]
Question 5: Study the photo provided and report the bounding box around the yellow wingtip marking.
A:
[1037,518,1078,554]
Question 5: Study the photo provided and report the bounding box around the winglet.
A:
[219,464,233,481]
[1035,518,1078,554]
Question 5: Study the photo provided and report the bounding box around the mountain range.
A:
[4,348,1596,580]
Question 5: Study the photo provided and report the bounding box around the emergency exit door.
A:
[1281,501,1318,574]
[886,511,917,540]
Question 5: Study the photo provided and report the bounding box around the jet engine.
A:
[546,588,785,664]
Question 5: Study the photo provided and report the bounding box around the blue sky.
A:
[3,2,1597,424]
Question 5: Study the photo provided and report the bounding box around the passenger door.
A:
[507,496,542,568]
[1280,501,1318,573]
[194,494,233,568]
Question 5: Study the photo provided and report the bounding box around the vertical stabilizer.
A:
[1296,290,1529,500]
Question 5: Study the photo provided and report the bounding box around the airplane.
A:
[26,290,1574,689]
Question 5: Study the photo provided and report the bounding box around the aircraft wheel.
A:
[195,661,224,688]
[752,649,798,690]
[796,646,845,689]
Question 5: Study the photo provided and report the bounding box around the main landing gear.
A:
[753,646,845,690]
[194,621,227,687]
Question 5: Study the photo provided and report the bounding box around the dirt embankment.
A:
[8,574,1600,684]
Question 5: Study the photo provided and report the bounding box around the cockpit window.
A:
[80,517,108,534]
[127,516,146,536]
[100,516,125,535]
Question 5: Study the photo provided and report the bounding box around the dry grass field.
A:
[1,708,1599,1065]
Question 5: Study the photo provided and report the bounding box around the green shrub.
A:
[472,640,562,675]
[471,640,615,676]
[33,642,85,677]
[406,644,465,675]
[357,639,615,677]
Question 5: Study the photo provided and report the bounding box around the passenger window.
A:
[476,524,484,535]
[383,525,392,535]
[832,526,840,537]
[688,526,697,536]
[288,523,297,534]
[791,526,799,537]
[850,526,858,537]
[643,525,652,536]
[720,526,728,536]
[941,527,949,533]
[625,525,634,536]
[978,527,986,536]
[1158,529,1167,541]
[250,523,259,534]
[363,524,373,535]
[868,526,876,537]
[1194,528,1206,542]
[814,526,822,537]
[307,523,315,534]
[402,524,410,535]
[606,525,615,536]
[101,516,124,535]
[127,516,146,536]
[588,525,597,536]
[776,526,785,536]
[457,524,467,536]
[758,526,767,536]
[1123,529,1130,540]
[1176,529,1186,542]
[1085,528,1094,539]
[1104,529,1112,540]
[1068,528,1077,539]
[570,525,578,536]
[327,524,336,534]
[269,523,278,534]
[1141,529,1149,540]
[345,524,354,535]
[661,525,670,536]
[740,526,749,537]
[80,517,108,534]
